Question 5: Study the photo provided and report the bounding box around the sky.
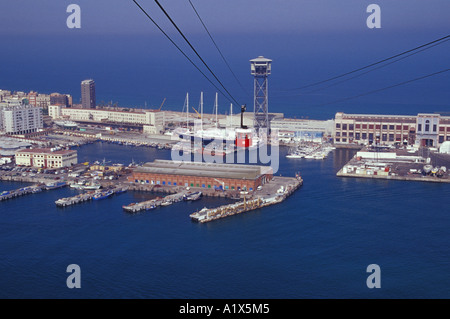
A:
[1,1,449,119]
[1,0,449,35]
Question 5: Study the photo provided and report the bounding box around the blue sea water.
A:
[1,28,449,299]
[1,143,450,299]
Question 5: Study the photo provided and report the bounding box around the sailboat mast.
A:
[200,91,203,132]
[186,92,189,129]
[230,103,233,128]
[215,92,218,128]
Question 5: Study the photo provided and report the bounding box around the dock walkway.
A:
[122,190,188,213]
[190,176,303,223]
[55,185,128,207]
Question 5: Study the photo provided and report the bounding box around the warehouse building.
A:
[15,148,78,168]
[129,159,273,191]
[333,112,450,147]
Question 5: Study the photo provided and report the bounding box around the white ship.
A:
[54,120,78,129]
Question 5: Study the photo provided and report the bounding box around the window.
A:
[362,133,367,140]
[389,134,394,142]
[382,134,387,141]
[425,120,430,132]
[433,124,437,132]
[355,133,360,140]
[418,124,422,132]
[349,124,354,130]
[369,125,374,130]
[439,136,444,143]
[382,125,387,130]
[389,125,394,130]
[342,124,347,130]
[336,123,341,129]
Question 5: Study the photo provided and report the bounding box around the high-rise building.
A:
[81,79,96,108]
[0,103,43,135]
[50,93,69,107]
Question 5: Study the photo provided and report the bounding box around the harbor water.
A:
[1,142,450,298]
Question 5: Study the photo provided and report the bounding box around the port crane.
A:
[191,107,202,119]
[158,98,166,111]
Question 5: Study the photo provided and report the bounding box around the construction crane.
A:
[158,98,166,111]
[192,107,202,119]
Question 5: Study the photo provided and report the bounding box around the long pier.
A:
[55,186,128,207]
[0,182,67,202]
[122,190,187,213]
[190,176,303,223]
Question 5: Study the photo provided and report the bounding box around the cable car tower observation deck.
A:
[250,56,272,132]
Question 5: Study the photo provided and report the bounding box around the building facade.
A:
[0,104,43,135]
[15,148,78,168]
[81,79,96,108]
[334,112,450,147]
[271,118,334,143]
[50,93,69,107]
[129,160,273,191]
[50,105,165,129]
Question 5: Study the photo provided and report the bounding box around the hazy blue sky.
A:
[1,1,449,35]
[1,1,449,118]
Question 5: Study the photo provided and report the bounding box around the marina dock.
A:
[0,182,67,202]
[55,185,128,207]
[190,176,303,223]
[122,190,188,213]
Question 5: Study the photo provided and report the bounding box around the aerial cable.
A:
[132,0,236,106]
[291,34,450,92]
[188,0,249,97]
[301,38,450,96]
[315,68,449,107]
[154,0,242,107]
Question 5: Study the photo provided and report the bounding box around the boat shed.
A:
[129,159,273,191]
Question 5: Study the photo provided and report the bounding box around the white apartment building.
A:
[0,104,43,135]
[50,106,165,130]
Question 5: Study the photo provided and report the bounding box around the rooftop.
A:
[134,160,273,180]
[16,148,76,155]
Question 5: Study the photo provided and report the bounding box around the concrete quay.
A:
[190,176,303,223]
[336,148,450,183]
